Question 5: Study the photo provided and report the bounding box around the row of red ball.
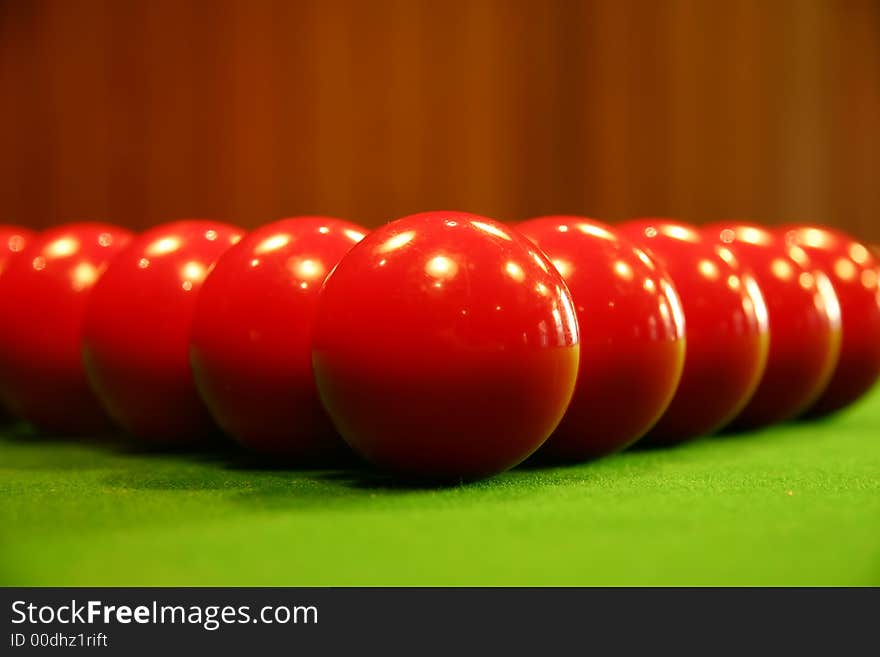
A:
[0,214,878,480]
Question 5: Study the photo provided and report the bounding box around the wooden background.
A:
[1,0,878,240]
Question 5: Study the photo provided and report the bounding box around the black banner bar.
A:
[1,587,875,654]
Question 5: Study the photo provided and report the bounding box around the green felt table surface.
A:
[2,388,879,587]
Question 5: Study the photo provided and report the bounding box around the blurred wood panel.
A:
[0,0,878,240]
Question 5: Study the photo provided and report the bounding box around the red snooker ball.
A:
[82,220,245,443]
[0,225,33,277]
[0,223,133,434]
[190,217,368,458]
[781,225,880,417]
[618,219,770,444]
[311,211,580,479]
[518,216,685,460]
[0,225,35,423]
[705,223,842,429]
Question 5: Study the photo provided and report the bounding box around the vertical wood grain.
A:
[0,0,877,240]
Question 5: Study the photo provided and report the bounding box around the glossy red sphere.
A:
[618,219,770,444]
[191,217,368,458]
[704,223,842,429]
[518,217,685,460]
[0,225,35,423]
[0,223,133,434]
[781,225,880,416]
[83,220,245,442]
[312,211,580,479]
[0,225,34,278]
